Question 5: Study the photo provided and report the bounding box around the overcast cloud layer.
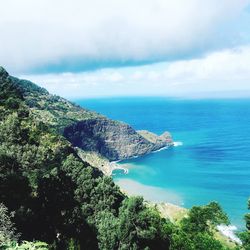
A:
[1,0,250,97]
[1,0,249,73]
[21,45,250,98]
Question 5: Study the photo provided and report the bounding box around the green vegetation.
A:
[168,203,231,250]
[0,66,249,249]
[2,241,49,250]
[12,74,103,133]
[0,203,18,245]
[239,200,250,249]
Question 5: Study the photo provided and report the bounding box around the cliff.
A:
[63,118,173,161]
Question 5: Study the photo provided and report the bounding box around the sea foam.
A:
[173,141,183,147]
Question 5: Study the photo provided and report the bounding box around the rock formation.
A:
[64,118,173,161]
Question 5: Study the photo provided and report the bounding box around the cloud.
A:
[1,0,249,73]
[19,45,250,98]
[164,46,250,90]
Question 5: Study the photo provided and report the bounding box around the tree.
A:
[117,197,171,250]
[181,202,229,234]
[0,203,18,246]
[96,210,119,250]
[239,199,250,250]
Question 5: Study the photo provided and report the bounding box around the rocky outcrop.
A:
[64,117,173,161]
[76,148,128,176]
[137,130,173,147]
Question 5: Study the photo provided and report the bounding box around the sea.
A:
[75,97,250,229]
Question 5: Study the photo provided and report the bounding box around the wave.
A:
[173,141,183,147]
[153,146,169,153]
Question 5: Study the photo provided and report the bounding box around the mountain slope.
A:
[3,67,173,161]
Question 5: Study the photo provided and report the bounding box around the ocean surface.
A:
[75,97,250,229]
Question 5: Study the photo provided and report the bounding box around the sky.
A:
[1,0,250,98]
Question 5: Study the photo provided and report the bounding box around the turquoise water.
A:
[75,97,250,228]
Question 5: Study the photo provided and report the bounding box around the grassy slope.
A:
[11,75,104,132]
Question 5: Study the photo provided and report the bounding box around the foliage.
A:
[1,240,48,250]
[117,197,171,250]
[239,199,250,250]
[168,202,232,250]
[181,202,229,234]
[0,203,18,246]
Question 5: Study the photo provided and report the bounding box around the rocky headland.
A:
[64,118,173,161]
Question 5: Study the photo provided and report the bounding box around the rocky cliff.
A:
[63,118,173,161]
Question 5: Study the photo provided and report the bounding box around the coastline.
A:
[77,143,243,246]
[76,140,174,176]
[115,178,242,247]
[114,178,183,205]
[110,141,176,175]
[76,148,130,176]
[110,161,129,175]
[113,142,173,164]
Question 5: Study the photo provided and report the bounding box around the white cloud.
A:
[1,0,249,73]
[19,45,250,98]
[165,46,250,84]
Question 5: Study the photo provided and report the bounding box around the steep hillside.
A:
[3,67,173,162]
[9,73,103,132]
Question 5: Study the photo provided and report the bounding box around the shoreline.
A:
[76,148,130,176]
[109,142,176,175]
[110,162,129,175]
[114,177,242,246]
[77,147,243,246]
[116,179,242,246]
[77,138,176,176]
[110,140,183,175]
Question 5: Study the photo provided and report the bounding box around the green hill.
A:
[4,67,173,162]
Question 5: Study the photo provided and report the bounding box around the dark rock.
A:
[64,118,173,161]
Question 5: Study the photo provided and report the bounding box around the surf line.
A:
[110,162,129,175]
[173,141,183,147]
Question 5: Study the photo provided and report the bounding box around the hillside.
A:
[0,66,248,250]
[4,67,173,162]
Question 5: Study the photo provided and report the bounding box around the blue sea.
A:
[75,97,250,229]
